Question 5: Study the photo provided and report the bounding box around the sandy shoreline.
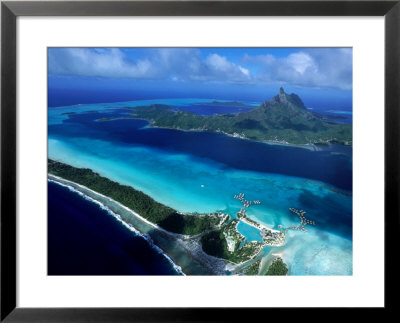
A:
[48,174,227,275]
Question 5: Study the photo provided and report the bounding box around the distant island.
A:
[116,88,352,146]
[196,100,253,108]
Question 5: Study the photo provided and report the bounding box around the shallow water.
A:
[237,221,263,242]
[48,100,353,275]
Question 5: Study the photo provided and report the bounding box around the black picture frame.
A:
[1,0,399,321]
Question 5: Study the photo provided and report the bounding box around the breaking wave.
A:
[48,178,185,276]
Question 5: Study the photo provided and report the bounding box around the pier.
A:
[233,192,285,247]
[288,208,316,232]
[233,193,261,208]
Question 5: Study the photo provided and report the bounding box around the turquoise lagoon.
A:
[48,101,353,275]
[236,221,263,242]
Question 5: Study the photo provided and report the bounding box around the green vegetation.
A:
[237,209,260,228]
[245,259,261,275]
[199,100,252,107]
[49,160,286,267]
[222,219,245,252]
[200,220,264,264]
[96,117,136,122]
[200,230,229,259]
[125,88,352,145]
[233,241,264,263]
[265,257,288,276]
[48,159,223,235]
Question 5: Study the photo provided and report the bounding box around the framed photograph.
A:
[1,0,398,321]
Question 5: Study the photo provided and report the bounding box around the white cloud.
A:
[239,66,250,76]
[49,48,251,84]
[49,48,352,90]
[203,54,251,82]
[243,48,352,90]
[49,48,156,78]
[286,52,316,74]
[206,54,230,71]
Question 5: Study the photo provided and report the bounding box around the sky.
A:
[48,48,352,109]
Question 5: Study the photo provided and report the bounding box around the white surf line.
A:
[48,174,189,240]
[48,177,185,276]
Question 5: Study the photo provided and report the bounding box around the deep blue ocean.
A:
[51,110,352,191]
[48,98,353,275]
[48,180,179,275]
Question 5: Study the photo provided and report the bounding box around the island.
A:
[194,100,253,108]
[114,88,352,145]
[48,159,228,236]
[244,259,262,275]
[265,257,288,276]
[48,159,313,275]
[60,112,76,115]
[237,255,288,275]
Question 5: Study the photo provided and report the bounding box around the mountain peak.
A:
[277,88,288,104]
[265,88,306,110]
